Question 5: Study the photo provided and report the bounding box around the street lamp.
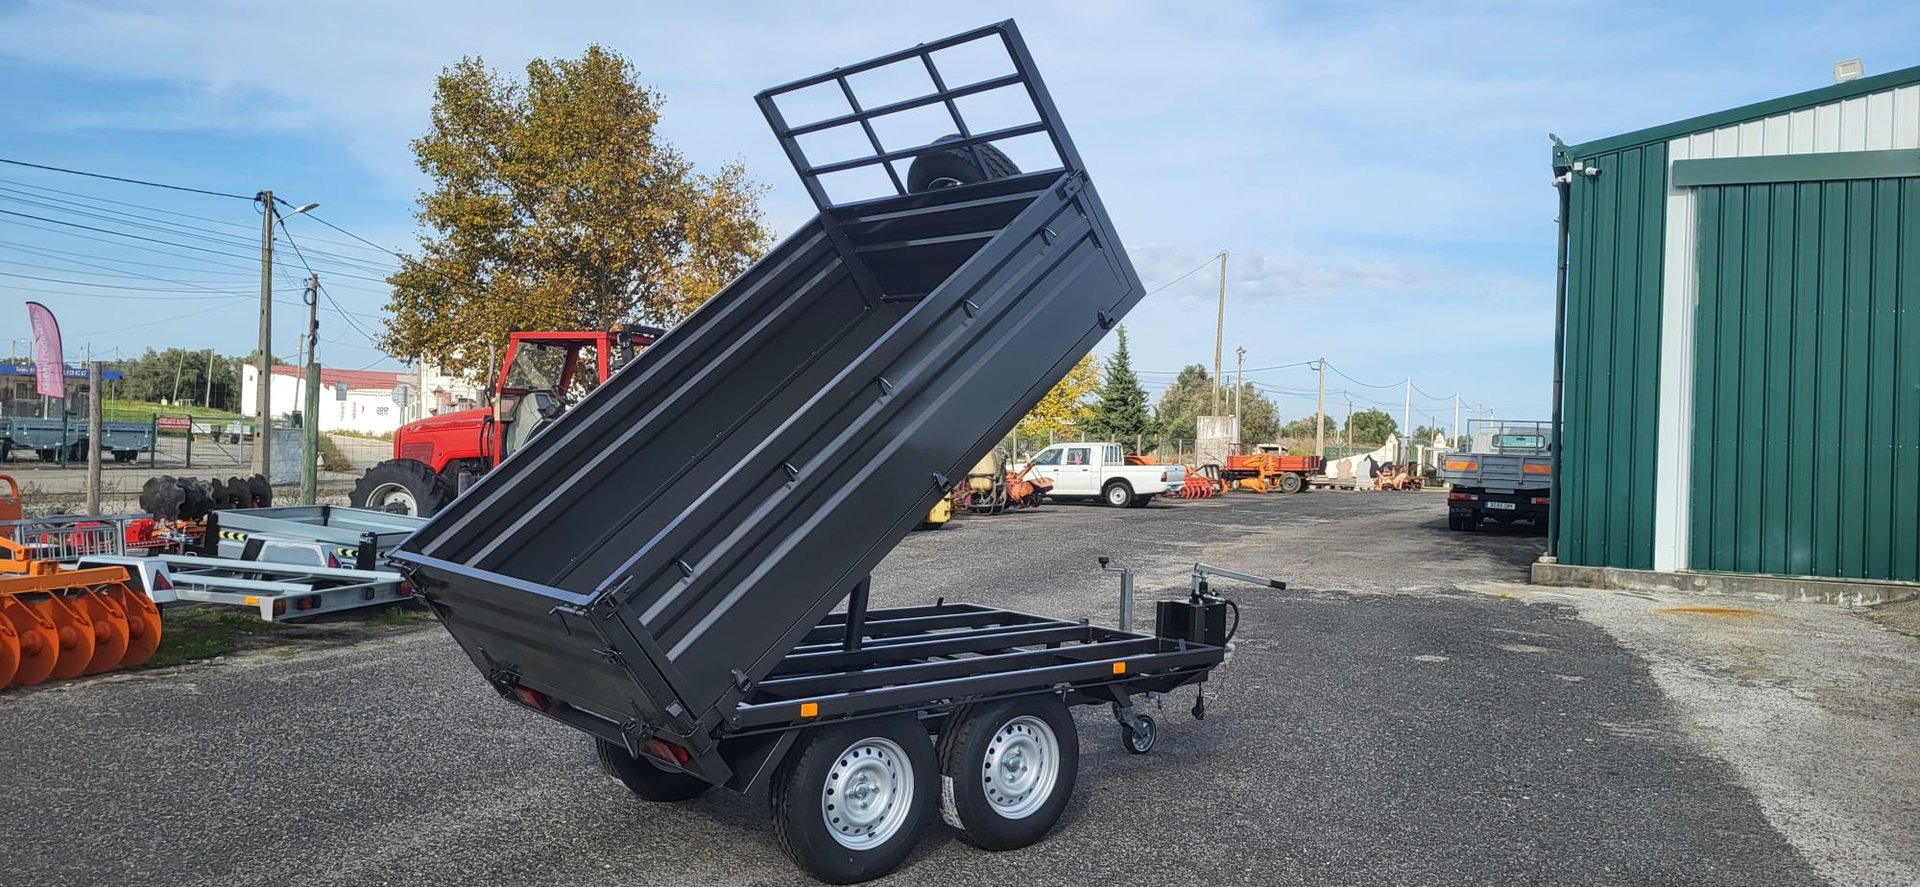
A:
[255,192,318,479]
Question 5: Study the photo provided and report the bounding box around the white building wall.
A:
[240,366,414,435]
[1651,82,1920,570]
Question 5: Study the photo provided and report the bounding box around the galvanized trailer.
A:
[391,22,1268,883]
[203,504,427,569]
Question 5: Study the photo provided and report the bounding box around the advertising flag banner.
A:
[24,301,64,399]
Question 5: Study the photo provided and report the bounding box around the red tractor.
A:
[349,326,661,516]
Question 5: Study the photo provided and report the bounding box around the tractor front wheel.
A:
[350,459,454,517]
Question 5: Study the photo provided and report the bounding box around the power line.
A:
[1322,361,1403,390]
[1142,251,1224,298]
[0,207,259,262]
[0,175,257,230]
[0,157,255,201]
[300,211,403,260]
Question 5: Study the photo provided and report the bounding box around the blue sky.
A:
[1,0,1916,427]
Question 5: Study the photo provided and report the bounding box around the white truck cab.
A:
[1025,442,1185,507]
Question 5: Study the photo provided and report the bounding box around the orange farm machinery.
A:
[1128,454,1218,499]
[0,475,163,691]
[1221,452,1323,494]
[961,449,1051,514]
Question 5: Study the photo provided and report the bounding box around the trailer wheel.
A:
[1278,472,1304,494]
[594,739,711,802]
[935,698,1079,851]
[1121,714,1157,755]
[1102,481,1133,508]
[112,450,138,464]
[771,716,934,884]
[350,459,453,517]
[906,135,1020,193]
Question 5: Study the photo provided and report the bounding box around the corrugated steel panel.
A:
[1688,178,1920,580]
[1563,70,1920,572]
[1558,143,1666,568]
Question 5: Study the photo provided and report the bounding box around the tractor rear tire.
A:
[906,135,1020,193]
[350,459,454,517]
[1278,473,1304,494]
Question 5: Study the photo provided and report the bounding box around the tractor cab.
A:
[489,326,661,462]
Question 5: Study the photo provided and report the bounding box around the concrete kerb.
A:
[1531,561,1920,607]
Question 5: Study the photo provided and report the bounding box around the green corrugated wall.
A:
[1690,178,1920,580]
[1560,145,1667,569]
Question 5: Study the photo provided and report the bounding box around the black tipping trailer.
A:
[391,21,1270,883]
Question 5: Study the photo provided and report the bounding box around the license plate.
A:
[1486,501,1516,510]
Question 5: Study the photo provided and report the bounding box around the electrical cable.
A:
[0,157,254,200]
[1142,251,1224,297]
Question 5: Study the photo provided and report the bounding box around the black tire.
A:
[1278,473,1304,494]
[936,697,1080,851]
[35,448,56,462]
[1121,714,1157,755]
[1128,495,1153,508]
[350,459,454,517]
[1102,481,1133,508]
[906,134,1020,193]
[113,450,138,464]
[594,739,711,802]
[771,716,934,884]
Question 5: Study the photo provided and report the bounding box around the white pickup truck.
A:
[1024,442,1185,507]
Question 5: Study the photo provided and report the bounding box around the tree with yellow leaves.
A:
[1017,353,1100,441]
[380,45,772,380]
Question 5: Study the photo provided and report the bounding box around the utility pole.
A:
[1402,378,1412,462]
[301,274,322,504]
[85,361,102,514]
[204,349,216,408]
[1343,391,1354,452]
[255,189,275,479]
[1452,393,1461,449]
[1212,250,1227,415]
[1314,357,1327,457]
[1233,346,1245,447]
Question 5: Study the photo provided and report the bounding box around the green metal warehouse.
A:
[1549,63,1920,592]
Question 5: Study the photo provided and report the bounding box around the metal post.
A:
[254,190,275,478]
[85,361,102,514]
[148,414,157,467]
[204,348,215,408]
[1233,346,1245,447]
[1314,357,1327,457]
[1453,393,1462,449]
[842,577,870,653]
[301,274,321,505]
[1402,378,1412,464]
[1546,157,1575,563]
[1212,250,1226,416]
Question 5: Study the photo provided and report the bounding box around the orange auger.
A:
[0,475,162,691]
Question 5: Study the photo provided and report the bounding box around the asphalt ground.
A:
[3,490,1909,886]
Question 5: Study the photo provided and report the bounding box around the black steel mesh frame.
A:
[755,19,1084,212]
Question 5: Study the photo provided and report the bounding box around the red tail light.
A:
[511,686,551,712]
[1531,497,1550,505]
[1448,492,1475,501]
[1160,470,1169,482]
[646,737,692,766]
[152,571,173,591]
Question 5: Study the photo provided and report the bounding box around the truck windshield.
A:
[1031,448,1061,466]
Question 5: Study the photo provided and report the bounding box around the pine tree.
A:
[1087,326,1152,444]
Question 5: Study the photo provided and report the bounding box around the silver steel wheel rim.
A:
[369,483,418,515]
[981,715,1059,819]
[927,176,965,189]
[821,737,913,850]
[1108,486,1127,505]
